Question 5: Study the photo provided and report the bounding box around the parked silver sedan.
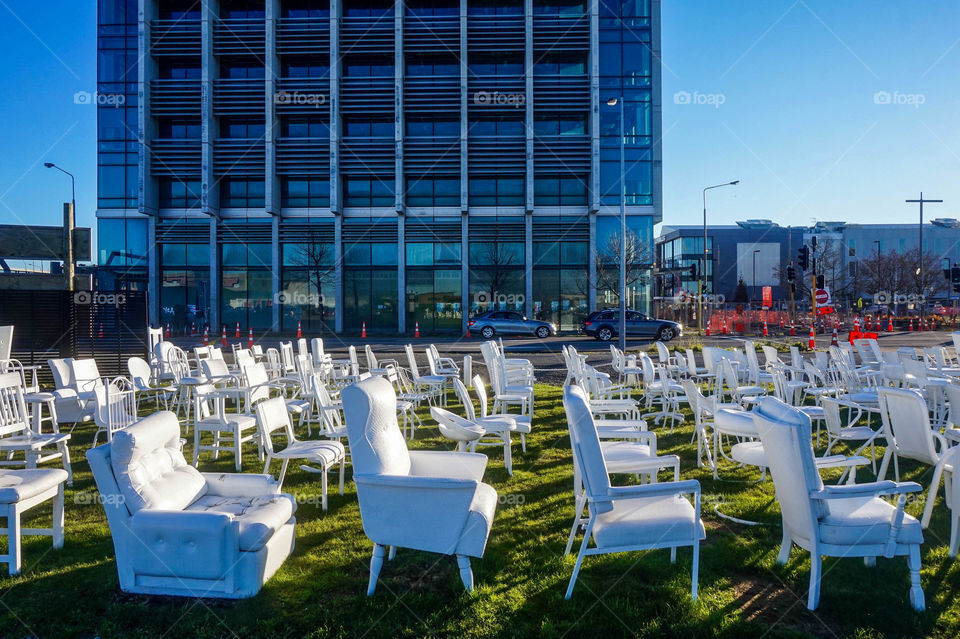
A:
[468,311,556,339]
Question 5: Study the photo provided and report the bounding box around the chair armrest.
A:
[811,480,922,500]
[408,450,487,481]
[814,455,870,468]
[354,473,478,490]
[202,472,281,497]
[130,508,233,536]
[603,479,701,501]
[128,509,239,580]
[53,388,79,401]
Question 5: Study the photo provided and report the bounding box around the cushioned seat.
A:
[820,497,923,546]
[593,495,705,548]
[186,494,296,551]
[715,408,757,437]
[0,469,67,503]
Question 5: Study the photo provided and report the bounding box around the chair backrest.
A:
[266,348,282,378]
[311,338,326,366]
[878,387,940,465]
[655,341,670,364]
[147,327,164,358]
[425,347,440,376]
[210,347,225,362]
[244,362,272,406]
[108,411,207,513]
[154,341,175,369]
[0,372,30,437]
[752,397,823,544]
[562,385,613,513]
[761,345,781,370]
[48,358,75,390]
[255,396,292,455]
[451,378,477,420]
[365,344,378,370]
[685,348,700,372]
[72,358,104,394]
[341,376,411,476]
[93,377,138,441]
[473,374,491,417]
[235,349,254,369]
[297,338,308,358]
[946,384,960,429]
[280,341,295,373]
[790,346,803,370]
[127,357,153,391]
[404,344,421,378]
[681,379,704,426]
[193,346,213,364]
[201,357,231,380]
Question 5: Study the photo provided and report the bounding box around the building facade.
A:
[655,220,804,304]
[96,0,662,334]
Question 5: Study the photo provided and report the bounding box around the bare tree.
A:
[594,229,653,304]
[476,242,521,307]
[856,248,946,298]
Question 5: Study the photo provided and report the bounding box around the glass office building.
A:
[96,0,662,334]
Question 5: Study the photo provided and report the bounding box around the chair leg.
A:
[52,485,64,549]
[59,441,73,486]
[338,459,345,495]
[564,493,586,556]
[367,544,385,596]
[670,547,676,564]
[7,504,20,575]
[777,527,792,565]
[503,433,513,476]
[388,546,396,560]
[908,544,925,611]
[277,459,290,488]
[320,462,328,511]
[691,540,700,600]
[193,429,201,467]
[456,554,474,592]
[565,520,593,599]
[921,463,945,528]
[806,553,822,610]
[234,427,242,471]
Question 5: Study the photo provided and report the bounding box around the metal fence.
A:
[0,290,148,385]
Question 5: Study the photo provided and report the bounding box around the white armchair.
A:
[752,396,925,611]
[86,411,296,598]
[341,376,497,594]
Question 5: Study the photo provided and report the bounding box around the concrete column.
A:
[137,0,158,217]
[147,215,159,325]
[588,211,597,311]
[459,0,468,212]
[524,0,534,212]
[201,0,220,215]
[334,216,343,333]
[398,215,406,334]
[461,213,469,335]
[588,0,600,213]
[209,216,219,329]
[525,213,534,318]
[329,0,341,215]
[265,0,280,217]
[266,0,281,331]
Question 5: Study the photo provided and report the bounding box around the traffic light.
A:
[786,265,796,282]
[797,246,809,271]
[816,274,825,289]
[688,263,697,280]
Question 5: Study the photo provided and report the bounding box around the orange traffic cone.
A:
[98,323,104,339]
[361,322,367,339]
[722,320,728,335]
[235,322,240,338]
[296,321,302,338]
[191,322,196,336]
[705,321,711,337]
[888,316,894,332]
[414,321,420,338]
[808,323,816,350]
[763,320,768,337]
[248,328,254,349]
[854,316,860,332]
[909,318,914,332]
[202,326,209,346]
[790,323,796,336]
[830,326,838,347]
[164,323,171,339]
[221,325,228,347]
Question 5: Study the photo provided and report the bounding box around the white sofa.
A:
[86,410,296,598]
[341,376,497,594]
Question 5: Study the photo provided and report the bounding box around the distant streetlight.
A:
[700,180,739,331]
[44,162,77,290]
[606,96,628,351]
[753,249,760,307]
[44,162,75,211]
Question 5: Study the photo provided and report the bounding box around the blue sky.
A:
[0,1,958,246]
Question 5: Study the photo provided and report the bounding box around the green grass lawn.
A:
[2,384,960,638]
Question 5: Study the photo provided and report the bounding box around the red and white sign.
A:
[762,286,772,309]
[815,288,832,306]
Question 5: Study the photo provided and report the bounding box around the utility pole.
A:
[810,235,818,329]
[906,192,942,291]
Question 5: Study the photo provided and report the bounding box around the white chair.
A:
[127,356,174,410]
[0,468,67,575]
[46,358,94,424]
[91,376,138,448]
[0,373,73,484]
[562,384,703,600]
[431,406,485,452]
[192,384,260,471]
[404,344,445,403]
[364,344,397,376]
[341,376,497,594]
[752,396,925,611]
[452,378,522,475]
[254,396,345,507]
[877,387,954,528]
[85,411,296,598]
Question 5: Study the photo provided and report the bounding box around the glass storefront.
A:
[532,240,589,330]
[406,242,462,332]
[159,243,209,332]
[469,241,525,315]
[343,242,399,333]
[221,243,272,330]
[596,215,653,313]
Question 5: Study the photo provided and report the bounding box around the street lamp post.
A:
[606,97,628,352]
[700,180,739,333]
[44,162,76,291]
[752,249,759,307]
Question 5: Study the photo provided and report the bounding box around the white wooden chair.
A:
[752,396,925,611]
